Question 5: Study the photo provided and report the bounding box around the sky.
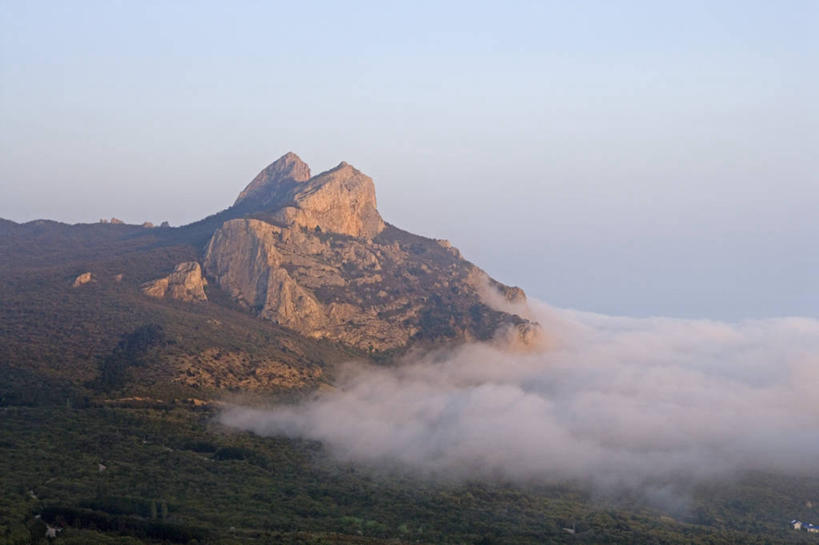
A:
[1,1,818,319]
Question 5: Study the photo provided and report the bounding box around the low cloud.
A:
[220,301,819,490]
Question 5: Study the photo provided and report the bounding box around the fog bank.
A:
[220,301,819,488]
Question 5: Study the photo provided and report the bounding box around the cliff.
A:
[234,154,384,238]
[202,153,537,351]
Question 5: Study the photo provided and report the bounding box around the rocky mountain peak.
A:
[233,152,311,208]
[232,153,385,239]
[204,217,537,351]
[271,160,385,238]
[202,152,534,351]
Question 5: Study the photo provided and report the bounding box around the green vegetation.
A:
[2,402,818,545]
[97,324,166,391]
[0,224,360,403]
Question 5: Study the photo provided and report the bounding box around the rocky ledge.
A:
[142,261,208,302]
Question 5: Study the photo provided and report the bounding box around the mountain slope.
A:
[0,152,537,396]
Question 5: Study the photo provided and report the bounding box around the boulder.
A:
[72,272,95,288]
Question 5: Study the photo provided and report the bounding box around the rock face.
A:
[234,152,312,209]
[204,199,536,351]
[233,153,384,238]
[142,262,208,302]
[270,162,385,238]
[135,151,539,352]
[204,220,325,332]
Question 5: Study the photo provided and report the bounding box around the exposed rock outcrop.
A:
[234,151,312,209]
[204,213,535,351]
[466,269,529,308]
[233,153,384,238]
[142,262,208,302]
[130,151,538,352]
[269,162,385,238]
[204,219,326,332]
[72,272,95,288]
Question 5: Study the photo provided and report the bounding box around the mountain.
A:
[0,153,537,400]
[4,155,815,545]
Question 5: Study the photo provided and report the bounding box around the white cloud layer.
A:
[220,301,819,488]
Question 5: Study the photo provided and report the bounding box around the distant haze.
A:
[1,1,817,319]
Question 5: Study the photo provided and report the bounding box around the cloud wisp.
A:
[220,301,819,489]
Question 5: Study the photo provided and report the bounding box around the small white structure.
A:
[792,520,819,533]
[45,524,62,539]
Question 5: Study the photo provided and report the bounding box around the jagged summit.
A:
[234,153,385,238]
[234,152,311,208]
[199,153,536,351]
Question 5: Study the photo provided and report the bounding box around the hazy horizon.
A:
[2,1,817,320]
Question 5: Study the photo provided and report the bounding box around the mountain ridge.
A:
[0,152,539,396]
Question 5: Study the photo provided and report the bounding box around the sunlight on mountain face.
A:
[222,301,819,489]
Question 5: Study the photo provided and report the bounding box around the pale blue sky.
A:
[1,1,818,319]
